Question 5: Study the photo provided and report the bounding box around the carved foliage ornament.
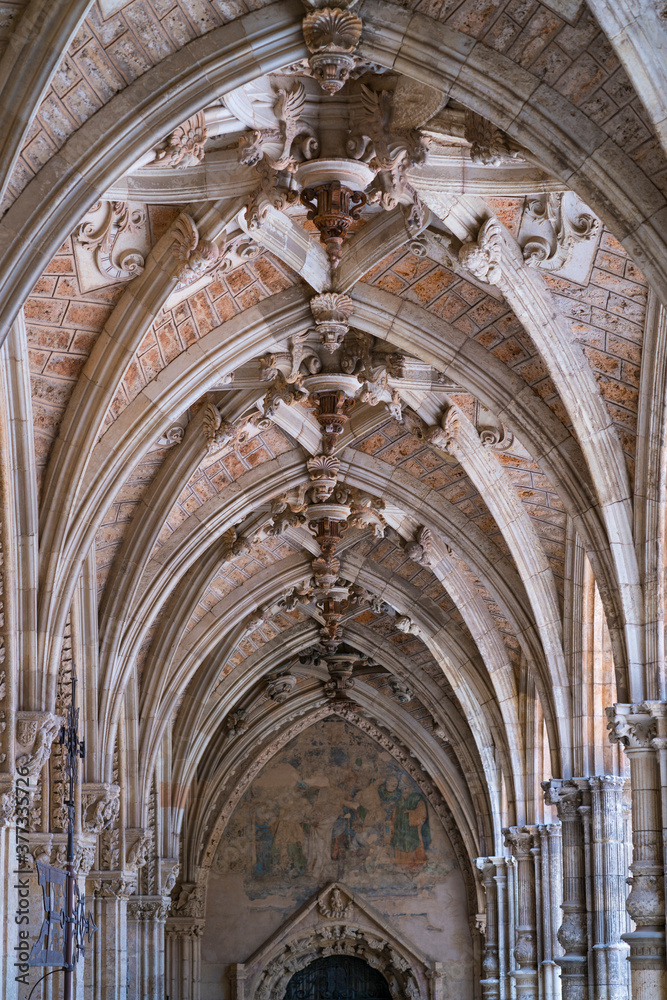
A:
[203,404,270,454]
[155,112,208,168]
[240,83,318,173]
[606,704,657,750]
[15,713,62,777]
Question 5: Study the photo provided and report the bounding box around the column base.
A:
[510,968,538,1000]
[480,977,500,1000]
[556,954,588,1000]
[621,930,666,1000]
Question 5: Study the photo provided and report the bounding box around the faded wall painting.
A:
[212,718,451,897]
[202,718,474,1000]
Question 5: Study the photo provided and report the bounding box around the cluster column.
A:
[127,896,168,1000]
[478,859,501,1000]
[165,917,204,1000]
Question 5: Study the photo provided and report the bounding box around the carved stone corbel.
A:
[394,615,422,638]
[458,218,509,293]
[15,712,62,778]
[464,110,523,167]
[82,782,121,835]
[403,526,434,567]
[424,405,461,457]
[126,828,151,870]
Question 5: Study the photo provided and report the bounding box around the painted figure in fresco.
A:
[378,775,431,866]
[390,777,431,866]
[253,802,277,874]
[303,779,356,876]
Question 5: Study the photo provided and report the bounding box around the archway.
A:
[284,955,392,1000]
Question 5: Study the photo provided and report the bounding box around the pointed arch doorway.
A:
[283,955,392,1000]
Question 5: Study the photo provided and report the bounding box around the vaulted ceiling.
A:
[1,0,666,906]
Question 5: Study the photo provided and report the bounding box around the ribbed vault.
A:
[2,4,666,998]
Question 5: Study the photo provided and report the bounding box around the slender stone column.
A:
[477,858,500,1000]
[538,822,562,1000]
[504,826,538,1000]
[86,876,134,1000]
[165,917,204,1000]
[127,896,168,1000]
[544,780,588,1000]
[494,859,509,1000]
[0,786,18,1000]
[587,776,630,1000]
[607,705,666,999]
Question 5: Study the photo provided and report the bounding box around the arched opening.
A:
[284,955,392,1000]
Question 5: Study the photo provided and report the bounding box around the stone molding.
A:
[230,880,440,1000]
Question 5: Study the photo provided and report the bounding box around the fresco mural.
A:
[203,717,474,999]
[211,718,455,901]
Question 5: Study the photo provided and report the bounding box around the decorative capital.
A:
[503,825,536,859]
[542,778,583,819]
[91,874,137,900]
[587,774,626,792]
[606,704,657,750]
[127,895,169,920]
